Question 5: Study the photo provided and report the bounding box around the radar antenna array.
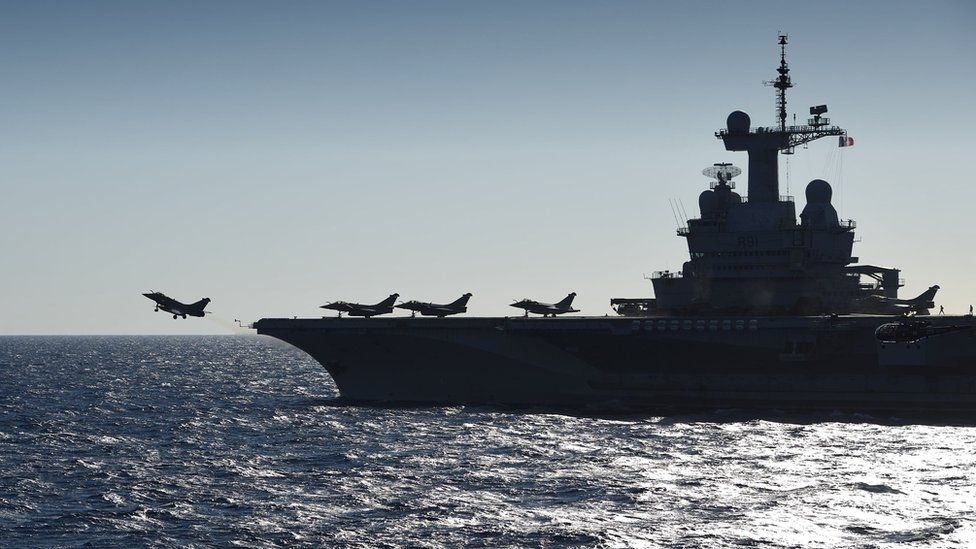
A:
[702,163,741,183]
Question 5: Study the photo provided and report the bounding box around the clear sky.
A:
[1,1,974,334]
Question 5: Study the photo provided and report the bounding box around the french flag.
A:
[839,135,855,147]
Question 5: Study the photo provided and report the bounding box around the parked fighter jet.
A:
[143,291,211,319]
[855,285,940,315]
[396,293,472,317]
[321,293,399,318]
[510,293,579,317]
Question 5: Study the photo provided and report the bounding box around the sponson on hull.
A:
[255,36,976,412]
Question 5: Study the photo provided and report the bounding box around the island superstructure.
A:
[647,35,904,316]
[255,36,976,412]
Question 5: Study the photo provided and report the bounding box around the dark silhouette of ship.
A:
[255,36,976,412]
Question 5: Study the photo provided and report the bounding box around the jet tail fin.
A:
[191,298,211,312]
[376,293,399,308]
[449,293,473,308]
[913,285,940,304]
[556,292,577,308]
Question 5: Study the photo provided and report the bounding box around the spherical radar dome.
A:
[727,111,751,133]
[805,179,833,204]
[698,190,718,217]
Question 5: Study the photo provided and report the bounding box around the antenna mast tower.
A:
[717,34,851,202]
[771,34,792,132]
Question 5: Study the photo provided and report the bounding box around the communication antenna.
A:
[678,199,689,224]
[668,198,680,229]
[764,34,792,132]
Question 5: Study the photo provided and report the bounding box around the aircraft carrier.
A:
[255,36,976,412]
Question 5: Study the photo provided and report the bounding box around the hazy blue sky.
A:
[1,1,974,334]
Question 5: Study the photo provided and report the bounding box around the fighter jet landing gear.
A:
[154,307,159,312]
[173,314,178,319]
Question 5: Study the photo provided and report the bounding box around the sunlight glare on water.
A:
[0,336,974,547]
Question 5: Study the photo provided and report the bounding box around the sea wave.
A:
[1,336,975,547]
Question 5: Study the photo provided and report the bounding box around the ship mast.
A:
[770,34,792,133]
[716,35,850,202]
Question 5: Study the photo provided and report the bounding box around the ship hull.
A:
[254,315,976,412]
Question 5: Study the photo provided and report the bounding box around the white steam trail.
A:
[207,313,255,334]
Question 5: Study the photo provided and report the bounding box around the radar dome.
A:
[800,179,840,229]
[698,190,718,218]
[805,179,833,203]
[727,111,751,133]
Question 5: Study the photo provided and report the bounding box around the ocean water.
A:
[1,336,974,548]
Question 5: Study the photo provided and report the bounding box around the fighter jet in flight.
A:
[854,285,940,315]
[143,291,211,319]
[509,292,579,317]
[395,293,472,317]
[321,293,399,318]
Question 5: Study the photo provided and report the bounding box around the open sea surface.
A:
[1,335,974,548]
